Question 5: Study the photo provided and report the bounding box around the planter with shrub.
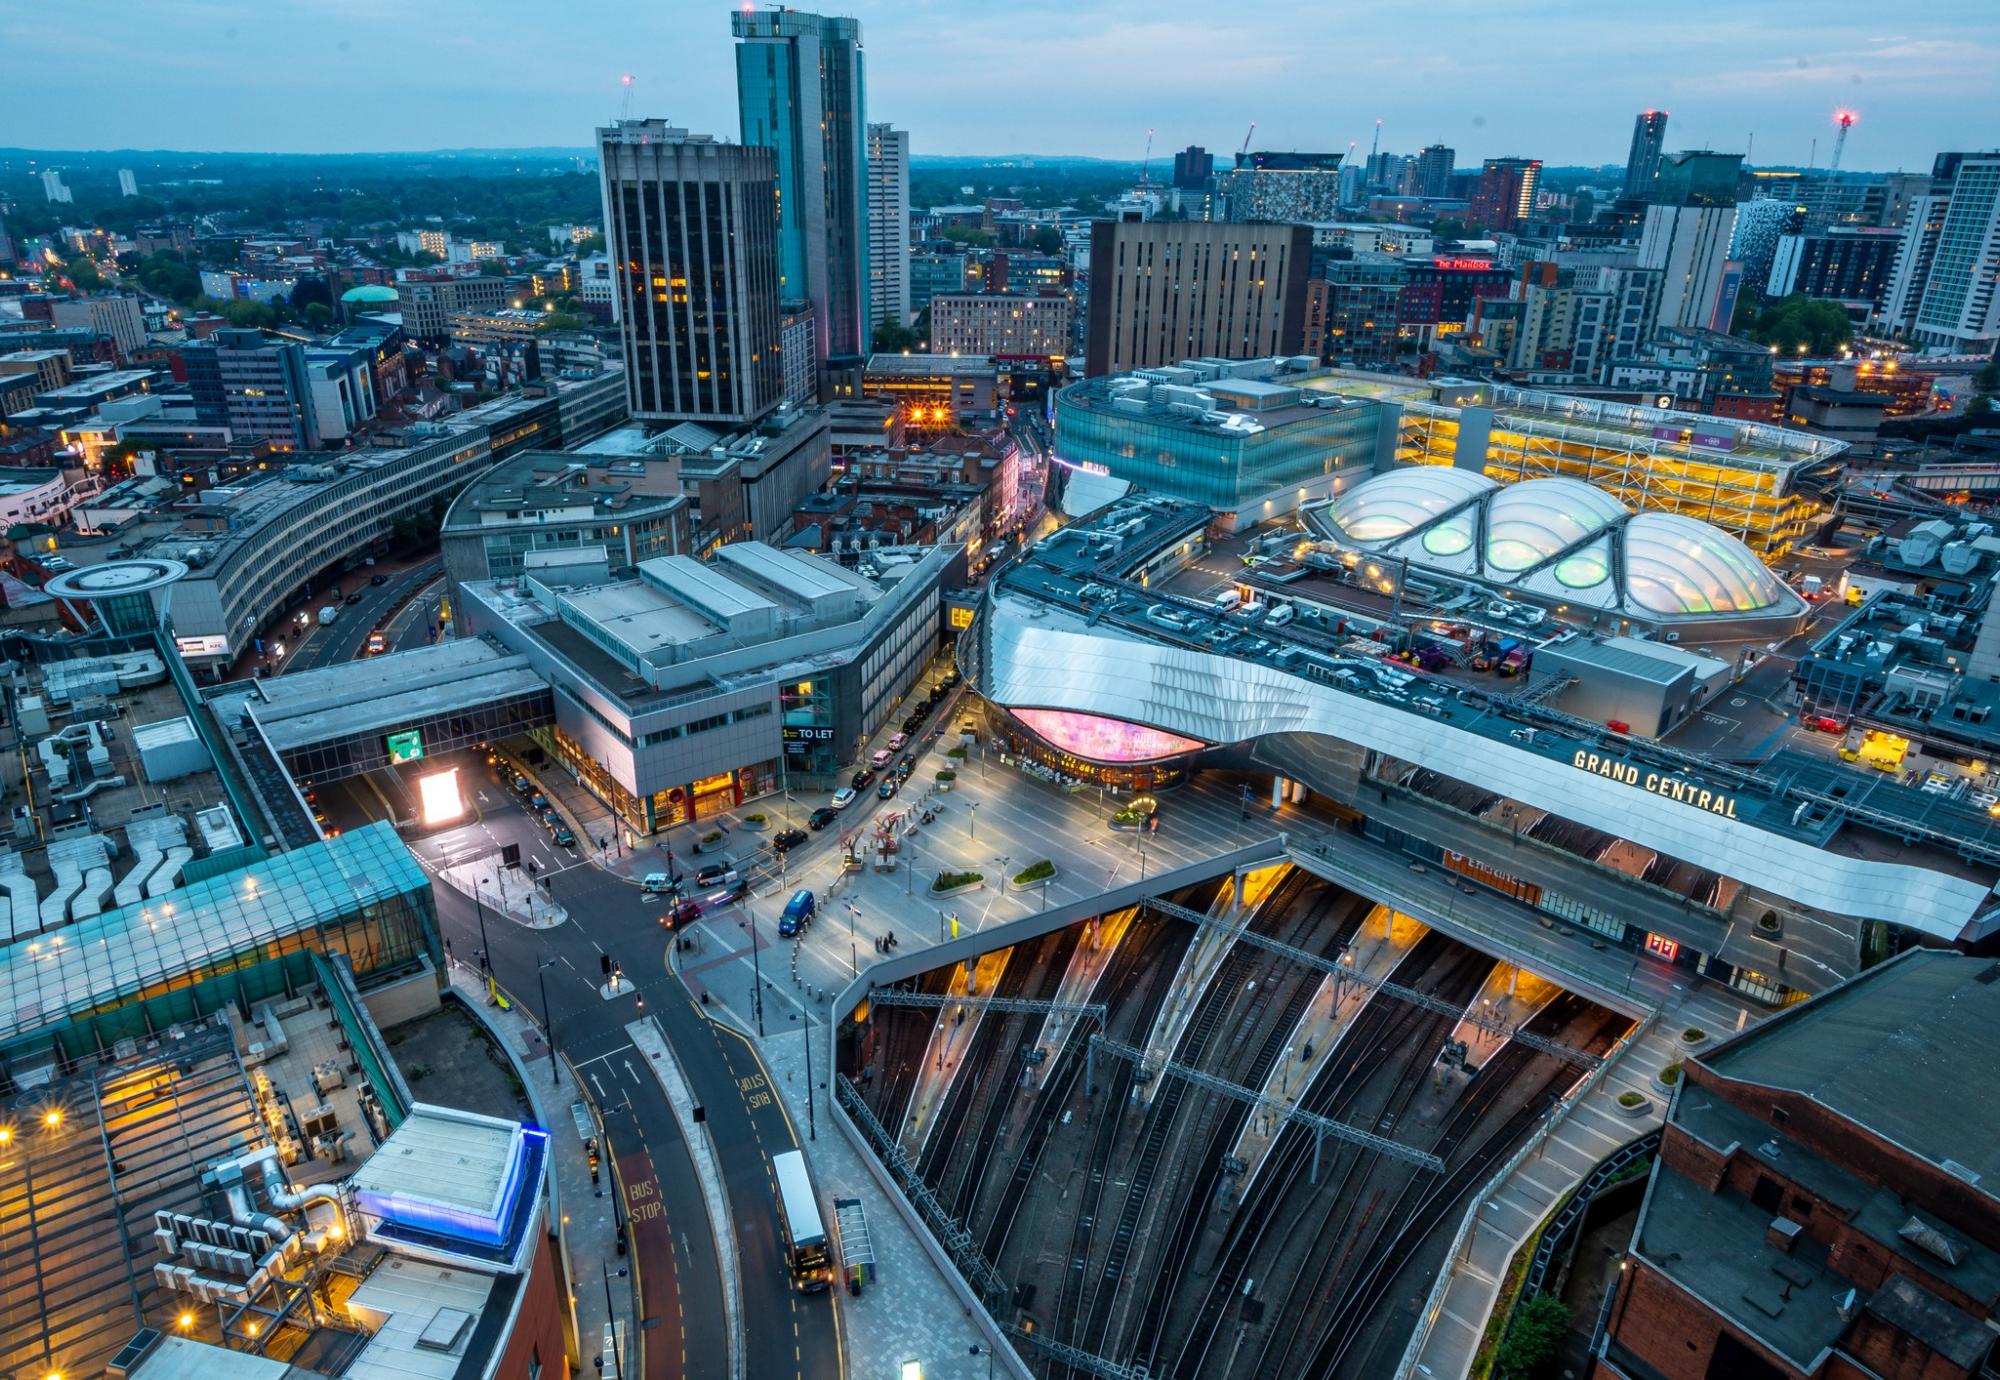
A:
[932,870,984,896]
[1009,860,1057,891]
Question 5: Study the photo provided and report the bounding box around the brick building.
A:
[1594,949,2000,1380]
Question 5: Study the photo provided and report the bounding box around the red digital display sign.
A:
[1432,257,1496,271]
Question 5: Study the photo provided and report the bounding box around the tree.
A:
[1570,190,1597,225]
[1743,293,1851,356]
[1030,226,1064,255]
[302,303,333,331]
[1432,218,1472,242]
[872,315,922,353]
[941,224,994,248]
[290,277,334,313]
[218,299,278,330]
[576,231,606,255]
[542,311,588,332]
[1493,1294,1570,1380]
[62,256,105,292]
[1973,360,2000,393]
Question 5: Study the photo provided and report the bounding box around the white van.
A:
[1265,604,1296,627]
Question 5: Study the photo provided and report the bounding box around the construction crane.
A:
[1369,117,1382,163]
[619,73,635,121]
[1829,109,1857,173]
[1137,127,1156,188]
[1239,121,1257,159]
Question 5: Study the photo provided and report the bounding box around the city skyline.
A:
[3,1,1995,170]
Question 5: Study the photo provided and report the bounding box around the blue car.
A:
[779,889,816,937]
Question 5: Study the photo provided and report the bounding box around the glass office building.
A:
[1052,370,1386,521]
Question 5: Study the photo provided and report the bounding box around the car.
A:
[370,573,388,586]
[887,733,909,752]
[877,778,899,800]
[830,787,857,810]
[529,793,549,811]
[773,828,808,853]
[510,774,532,794]
[778,889,816,937]
[870,749,894,769]
[901,715,923,735]
[642,873,678,895]
[366,631,387,655]
[850,768,877,790]
[550,825,577,848]
[809,806,838,830]
[695,862,737,887]
[345,591,365,606]
[660,898,702,929]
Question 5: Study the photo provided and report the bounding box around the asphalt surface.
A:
[331,755,840,1380]
[282,558,444,671]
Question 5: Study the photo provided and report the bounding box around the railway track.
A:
[1168,932,1491,1379]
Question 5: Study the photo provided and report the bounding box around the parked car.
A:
[870,749,894,769]
[809,806,838,831]
[696,862,737,887]
[773,828,809,853]
[830,787,857,810]
[778,889,816,937]
[370,573,388,586]
[850,767,877,790]
[887,733,909,752]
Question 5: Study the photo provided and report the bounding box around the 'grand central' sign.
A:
[1572,750,1741,819]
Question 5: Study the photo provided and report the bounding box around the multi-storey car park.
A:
[823,470,2000,1378]
[1051,356,1846,554]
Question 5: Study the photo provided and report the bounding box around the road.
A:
[281,559,444,671]
[341,755,841,1380]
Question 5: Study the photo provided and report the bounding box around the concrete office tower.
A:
[597,122,782,425]
[117,168,139,198]
[734,9,870,366]
[1624,110,1669,199]
[1908,153,2000,353]
[1172,145,1214,190]
[1084,220,1313,376]
[1470,158,1542,232]
[866,123,911,331]
[40,170,71,204]
[1639,151,1743,334]
[1414,144,1455,198]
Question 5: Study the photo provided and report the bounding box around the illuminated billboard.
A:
[1013,709,1205,763]
[386,729,426,764]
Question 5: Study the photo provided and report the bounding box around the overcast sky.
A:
[6,0,1995,171]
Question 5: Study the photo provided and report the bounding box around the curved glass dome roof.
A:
[1624,513,1789,614]
[1305,468,1797,622]
[1325,467,1495,544]
[1483,479,1627,572]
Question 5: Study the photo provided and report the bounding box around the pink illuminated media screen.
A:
[1013,709,1205,762]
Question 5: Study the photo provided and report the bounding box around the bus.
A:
[773,1150,830,1292]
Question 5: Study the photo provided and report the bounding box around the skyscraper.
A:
[1623,110,1669,199]
[1469,158,1542,232]
[597,121,782,426]
[1638,151,1744,335]
[1414,145,1455,198]
[1877,153,1964,341]
[1906,153,2000,353]
[1171,146,1214,190]
[733,9,870,366]
[866,123,911,331]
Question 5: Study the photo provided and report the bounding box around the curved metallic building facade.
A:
[971,592,1992,944]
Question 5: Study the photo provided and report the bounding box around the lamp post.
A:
[471,880,496,1004]
[802,1009,817,1142]
[968,801,979,841]
[970,1343,995,1379]
[749,897,766,1037]
[537,957,559,1085]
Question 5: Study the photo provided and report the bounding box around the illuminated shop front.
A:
[987,703,1205,791]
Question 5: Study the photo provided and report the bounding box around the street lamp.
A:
[749,896,766,1037]
[968,801,979,840]
[537,957,560,1085]
[969,1343,995,1379]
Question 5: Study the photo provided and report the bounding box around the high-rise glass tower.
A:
[733,9,870,367]
[597,122,782,425]
[1624,110,1669,199]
